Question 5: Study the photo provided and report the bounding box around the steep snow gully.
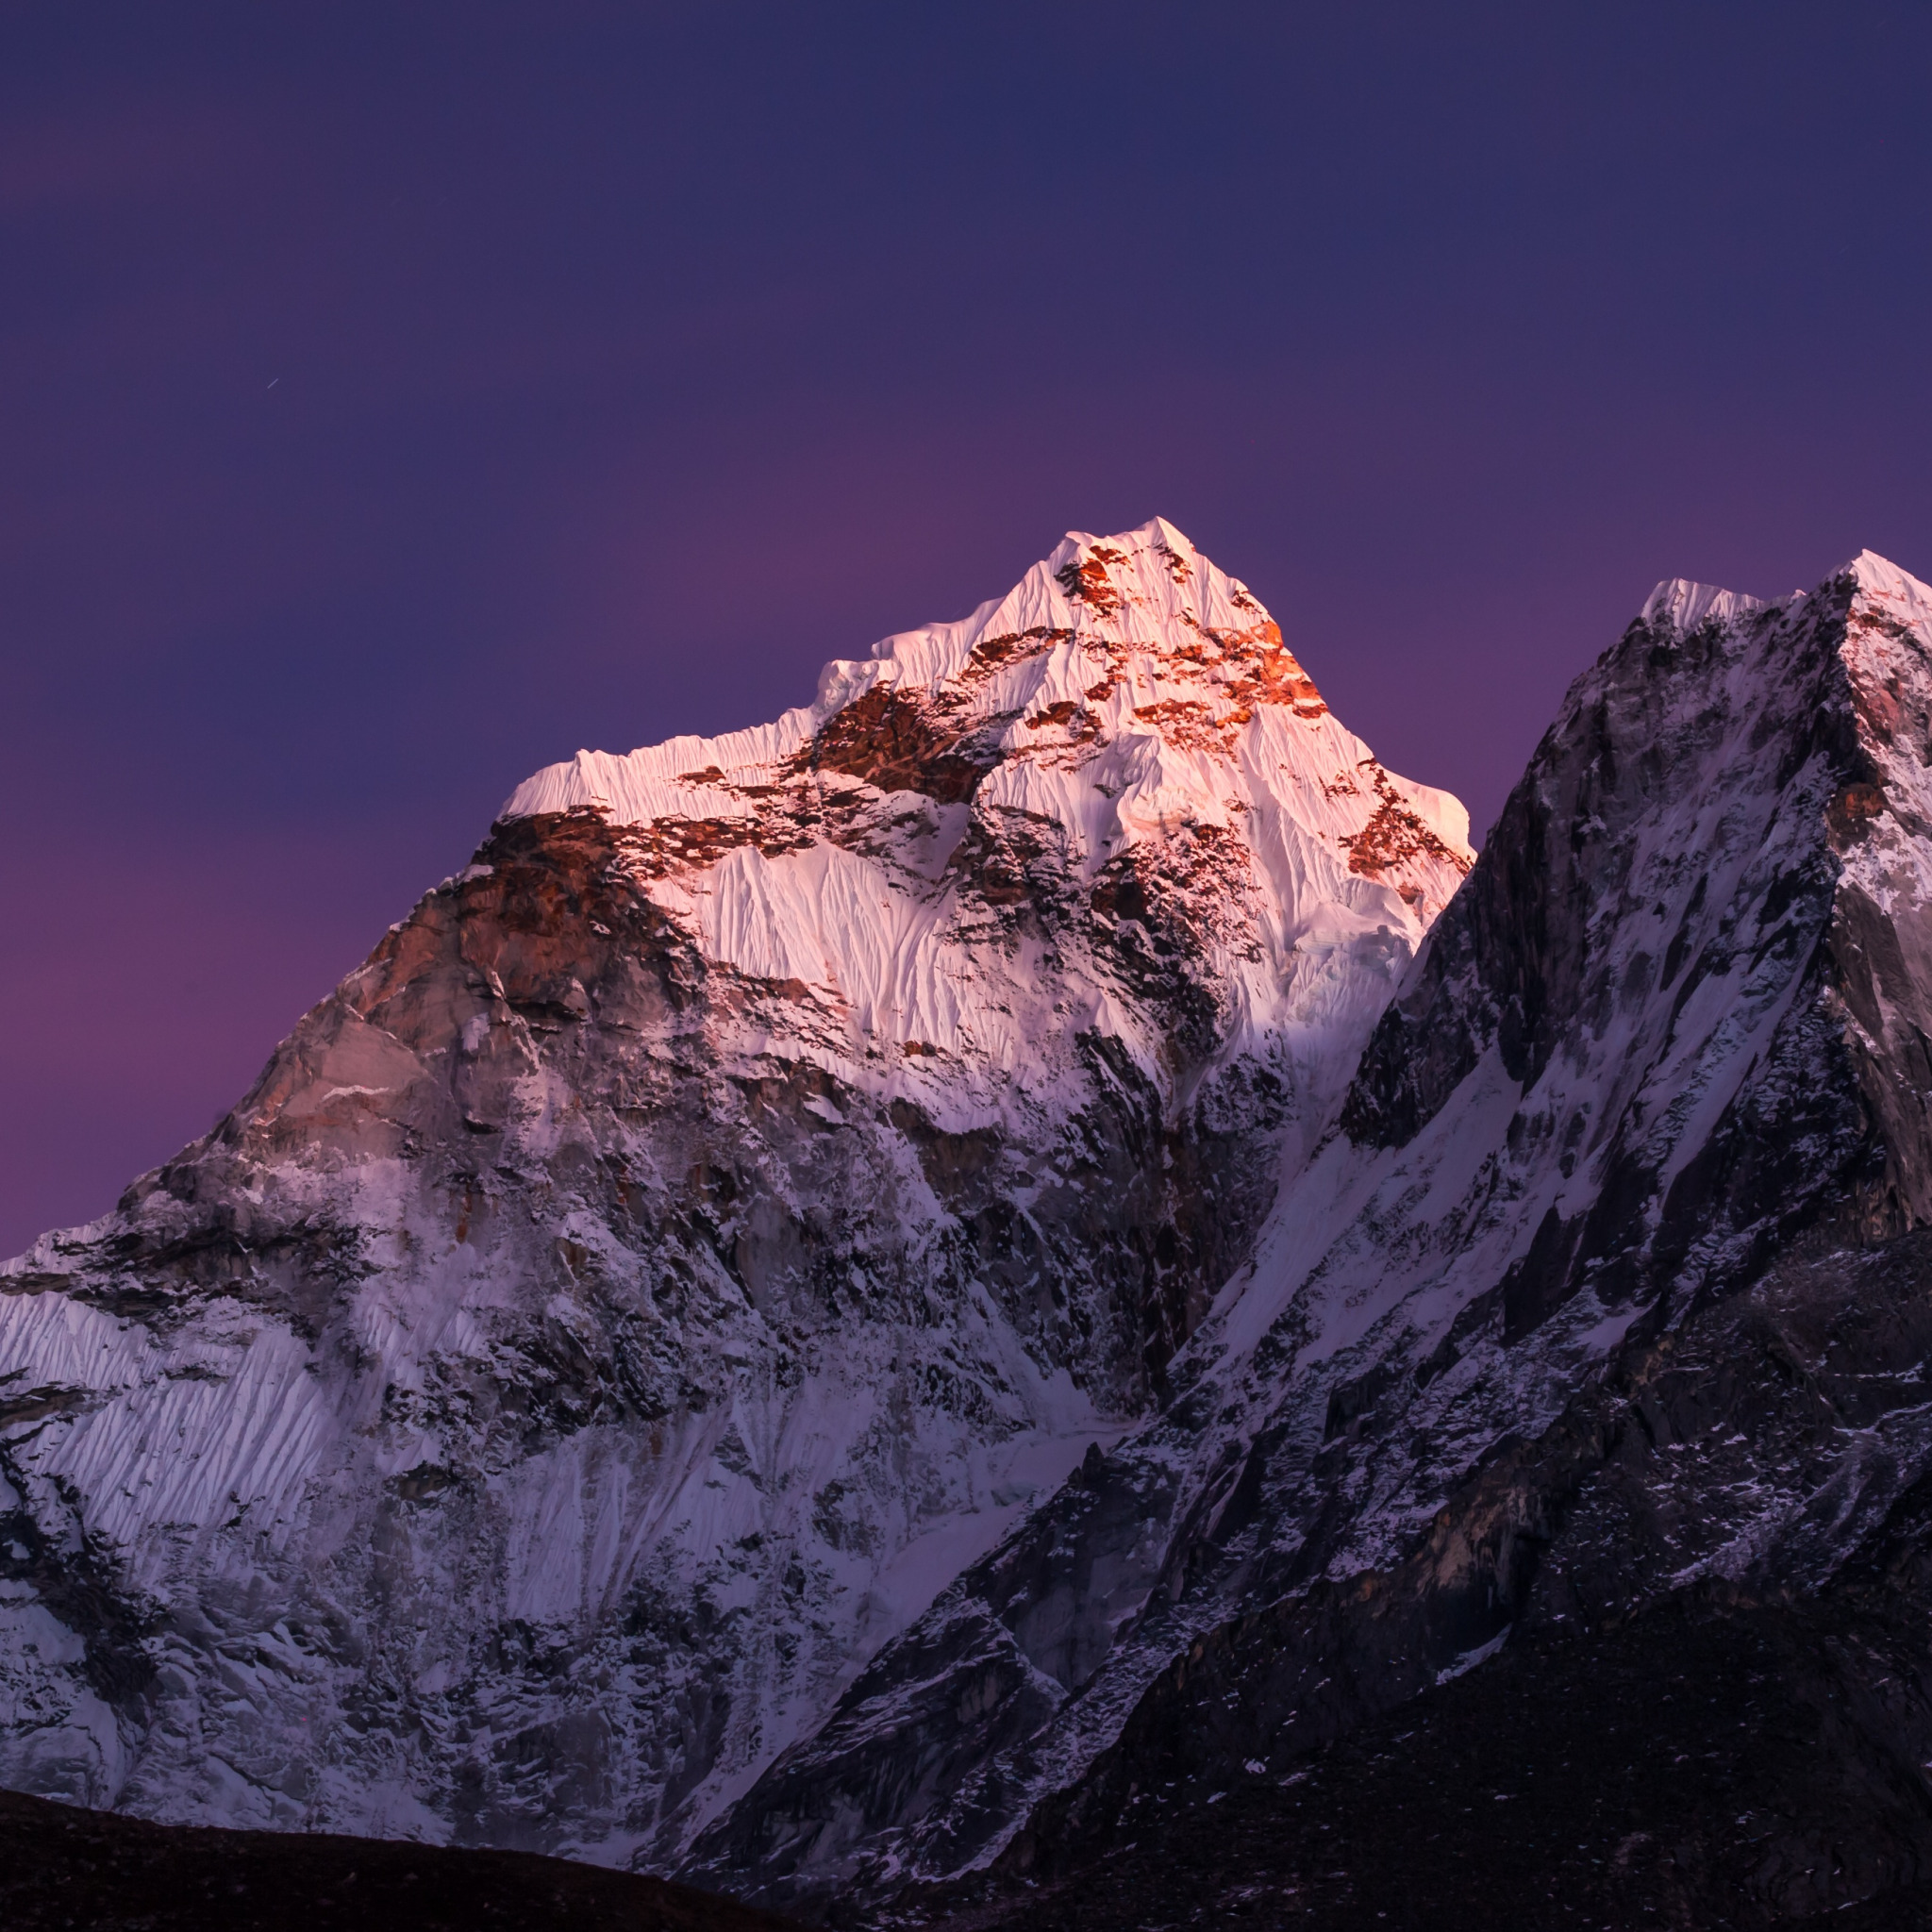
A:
[6,525,1932,1925]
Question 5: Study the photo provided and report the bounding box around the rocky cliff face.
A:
[690,551,1932,1915]
[0,521,1468,1864]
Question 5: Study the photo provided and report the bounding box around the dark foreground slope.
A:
[901,1598,1932,1932]
[887,1229,1932,1932]
[0,1789,801,1932]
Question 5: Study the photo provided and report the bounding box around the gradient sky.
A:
[5,2,1932,1255]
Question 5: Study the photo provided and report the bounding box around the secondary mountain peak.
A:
[1638,575,1768,635]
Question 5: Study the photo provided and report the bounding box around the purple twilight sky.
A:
[4,2,1932,1255]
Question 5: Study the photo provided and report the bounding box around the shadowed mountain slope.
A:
[0,1786,799,1932]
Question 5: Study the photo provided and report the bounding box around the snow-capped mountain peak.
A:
[0,522,1468,1867]
[488,519,1470,1112]
[1844,543,1932,616]
[502,516,1466,902]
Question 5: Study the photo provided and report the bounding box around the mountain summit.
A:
[0,521,1467,1862]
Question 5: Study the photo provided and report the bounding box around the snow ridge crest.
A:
[501,518,1327,826]
[1639,576,1768,636]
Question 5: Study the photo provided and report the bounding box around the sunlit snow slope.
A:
[0,520,1467,1864]
[694,551,1932,1909]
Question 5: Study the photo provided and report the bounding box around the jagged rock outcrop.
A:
[0,521,1468,1863]
[691,552,1932,1916]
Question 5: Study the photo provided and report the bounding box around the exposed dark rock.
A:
[839,1227,1932,1930]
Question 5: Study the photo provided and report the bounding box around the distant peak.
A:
[1639,577,1767,635]
[1639,554,1932,641]
[1842,549,1932,617]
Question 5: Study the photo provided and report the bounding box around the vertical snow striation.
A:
[0,521,1466,1865]
[692,550,1932,1909]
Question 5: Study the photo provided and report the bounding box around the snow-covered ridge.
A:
[1638,575,1768,635]
[500,516,1471,870]
[1637,550,1932,640]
